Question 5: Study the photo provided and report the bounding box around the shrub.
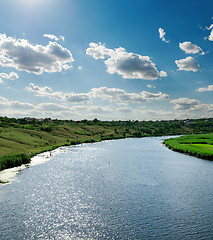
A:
[0,153,31,171]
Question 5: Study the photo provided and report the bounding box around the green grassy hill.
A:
[0,117,212,171]
[164,133,213,160]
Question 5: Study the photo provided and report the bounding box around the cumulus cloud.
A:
[26,83,91,103]
[26,83,54,97]
[91,87,169,103]
[86,42,114,59]
[27,83,169,105]
[159,71,168,77]
[115,108,175,120]
[0,72,19,81]
[86,42,167,80]
[175,56,200,72]
[158,28,170,43]
[11,101,34,109]
[63,64,73,70]
[142,109,174,118]
[179,41,205,55]
[0,96,34,109]
[37,103,70,112]
[117,107,133,113]
[43,34,65,41]
[171,98,213,113]
[70,105,113,115]
[171,98,200,111]
[0,33,74,74]
[196,85,213,92]
[141,91,169,100]
[206,24,213,41]
[147,84,156,89]
[209,30,213,41]
[0,96,70,118]
[91,87,147,103]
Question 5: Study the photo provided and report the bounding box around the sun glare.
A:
[19,0,54,10]
[21,0,39,7]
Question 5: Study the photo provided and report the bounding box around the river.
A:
[0,137,213,239]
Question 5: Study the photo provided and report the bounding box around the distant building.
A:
[184,120,193,125]
[24,117,36,122]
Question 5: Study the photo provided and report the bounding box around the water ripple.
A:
[0,137,213,239]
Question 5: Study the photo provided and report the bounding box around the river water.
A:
[0,137,213,239]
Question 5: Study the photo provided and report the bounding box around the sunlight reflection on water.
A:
[0,137,213,239]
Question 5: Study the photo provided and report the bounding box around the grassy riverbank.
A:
[0,117,212,172]
[164,133,213,160]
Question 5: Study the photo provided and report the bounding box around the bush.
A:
[0,153,31,171]
[40,126,52,132]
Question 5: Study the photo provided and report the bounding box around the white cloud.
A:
[158,28,170,43]
[10,101,34,109]
[66,94,90,103]
[171,98,200,111]
[117,107,133,113]
[0,97,10,107]
[26,83,54,96]
[0,72,19,80]
[179,41,205,55]
[70,105,113,115]
[91,86,147,103]
[175,56,200,72]
[170,98,213,113]
[86,42,167,80]
[0,96,34,109]
[147,84,155,89]
[43,34,65,41]
[142,109,174,118]
[209,31,213,41]
[196,85,213,92]
[208,29,213,41]
[159,71,168,77]
[63,64,73,70]
[78,66,82,70]
[0,33,74,74]
[86,42,114,59]
[27,83,169,105]
[91,87,169,103]
[206,24,213,41]
[141,91,169,100]
[26,83,91,103]
[37,103,70,112]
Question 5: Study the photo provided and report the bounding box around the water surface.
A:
[0,137,213,239]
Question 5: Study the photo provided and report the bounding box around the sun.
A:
[19,0,54,9]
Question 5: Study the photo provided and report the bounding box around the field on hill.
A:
[164,133,213,160]
[0,117,212,171]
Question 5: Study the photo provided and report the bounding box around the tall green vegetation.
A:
[0,153,31,171]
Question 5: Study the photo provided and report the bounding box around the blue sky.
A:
[0,0,212,120]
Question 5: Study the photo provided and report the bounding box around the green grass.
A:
[0,117,212,174]
[0,153,31,171]
[74,130,91,136]
[164,133,213,160]
[0,122,132,172]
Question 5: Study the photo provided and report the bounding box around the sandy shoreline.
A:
[0,136,175,184]
[0,146,71,183]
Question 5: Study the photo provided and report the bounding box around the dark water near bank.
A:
[0,137,213,239]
